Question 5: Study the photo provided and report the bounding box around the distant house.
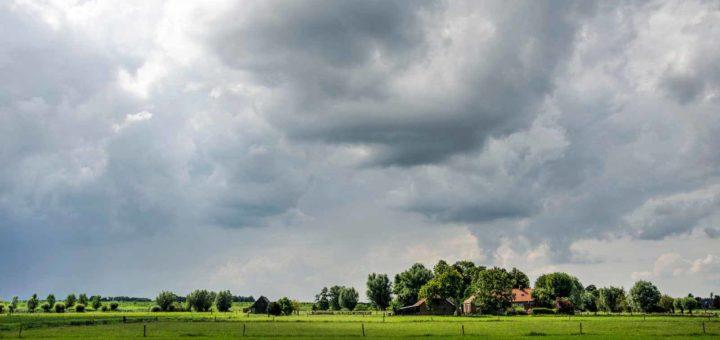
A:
[511,288,534,309]
[395,297,456,315]
[244,296,269,314]
[462,288,535,314]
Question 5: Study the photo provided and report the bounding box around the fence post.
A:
[243,323,246,336]
[702,321,706,334]
[362,323,365,337]
[579,322,583,335]
[383,313,385,323]
[143,324,147,337]
[18,324,23,338]
[461,324,465,336]
[123,316,127,323]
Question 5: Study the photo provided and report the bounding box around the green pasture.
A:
[1,311,718,339]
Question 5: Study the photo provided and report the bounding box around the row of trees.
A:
[362,259,712,315]
[0,293,119,314]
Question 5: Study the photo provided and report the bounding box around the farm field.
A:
[1,311,718,339]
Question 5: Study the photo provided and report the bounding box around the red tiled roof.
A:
[512,288,534,303]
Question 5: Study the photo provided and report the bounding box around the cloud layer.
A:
[1,0,719,299]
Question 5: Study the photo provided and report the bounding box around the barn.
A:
[395,297,456,316]
[244,296,270,314]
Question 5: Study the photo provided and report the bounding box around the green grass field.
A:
[1,310,718,339]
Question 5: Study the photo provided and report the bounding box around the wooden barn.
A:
[243,296,269,314]
[395,297,456,316]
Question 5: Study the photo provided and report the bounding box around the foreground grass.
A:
[0,313,718,339]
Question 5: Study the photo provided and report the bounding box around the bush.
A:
[54,303,66,313]
[91,295,102,310]
[268,302,282,316]
[41,303,52,312]
[156,291,177,312]
[101,305,108,312]
[75,304,86,312]
[0,305,4,313]
[531,307,555,315]
[278,297,294,316]
[109,302,119,311]
[150,305,162,312]
[215,290,233,312]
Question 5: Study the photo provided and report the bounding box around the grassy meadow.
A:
[0,303,718,339]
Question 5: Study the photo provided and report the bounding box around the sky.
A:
[1,0,719,301]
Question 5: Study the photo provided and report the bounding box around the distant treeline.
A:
[233,296,255,302]
[100,296,151,302]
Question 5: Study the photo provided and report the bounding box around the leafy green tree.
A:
[156,291,177,312]
[91,295,102,310]
[110,302,119,311]
[328,285,345,311]
[339,287,359,310]
[509,267,530,290]
[314,287,330,311]
[65,294,77,308]
[75,304,86,312]
[471,267,514,314]
[366,273,392,310]
[629,280,661,313]
[9,296,19,313]
[658,295,674,313]
[681,297,699,314]
[597,286,625,313]
[215,290,233,312]
[533,272,584,307]
[78,294,88,306]
[54,302,66,313]
[277,297,294,315]
[453,260,483,297]
[27,294,39,312]
[673,297,684,314]
[419,265,464,310]
[267,301,282,316]
[0,305,4,314]
[41,303,52,312]
[186,290,214,312]
[46,294,56,308]
[393,263,434,306]
[581,291,598,313]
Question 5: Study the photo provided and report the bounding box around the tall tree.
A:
[339,287,359,311]
[453,261,483,297]
[366,273,392,310]
[419,265,464,309]
[393,263,434,306]
[509,267,530,290]
[533,272,584,307]
[328,285,345,311]
[629,280,661,313]
[27,294,39,312]
[46,294,56,308]
[314,287,330,311]
[215,290,233,312]
[597,286,626,313]
[78,294,88,306]
[65,294,76,308]
[471,267,514,314]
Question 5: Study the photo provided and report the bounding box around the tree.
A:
[156,291,177,312]
[533,272,584,307]
[314,287,330,311]
[186,290,214,312]
[509,267,530,290]
[597,286,625,313]
[339,287,359,311]
[681,297,699,314]
[46,294,56,308]
[91,295,102,310]
[78,294,88,306]
[328,285,345,311]
[277,297,294,315]
[267,301,282,316]
[66,294,77,308]
[41,303,52,312]
[27,294,39,312]
[393,263,434,306]
[419,265,464,311]
[673,297,684,314]
[366,273,392,310]
[54,302,66,313]
[9,296,19,313]
[629,280,661,313]
[581,291,598,313]
[658,295,674,313]
[215,290,233,312]
[453,260,483,297]
[471,267,514,314]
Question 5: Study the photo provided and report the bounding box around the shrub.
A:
[156,291,177,312]
[110,302,119,311]
[150,305,162,312]
[215,290,233,312]
[0,304,4,313]
[28,294,39,312]
[54,303,66,313]
[66,294,77,308]
[531,307,555,315]
[91,295,102,310]
[268,302,282,316]
[101,305,108,312]
[46,294,56,308]
[41,303,52,312]
[556,298,575,315]
[75,304,86,312]
[78,294,89,306]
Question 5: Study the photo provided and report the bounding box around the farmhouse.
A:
[462,288,535,314]
[243,296,269,314]
[395,297,456,316]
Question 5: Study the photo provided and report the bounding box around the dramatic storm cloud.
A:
[1,0,719,300]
